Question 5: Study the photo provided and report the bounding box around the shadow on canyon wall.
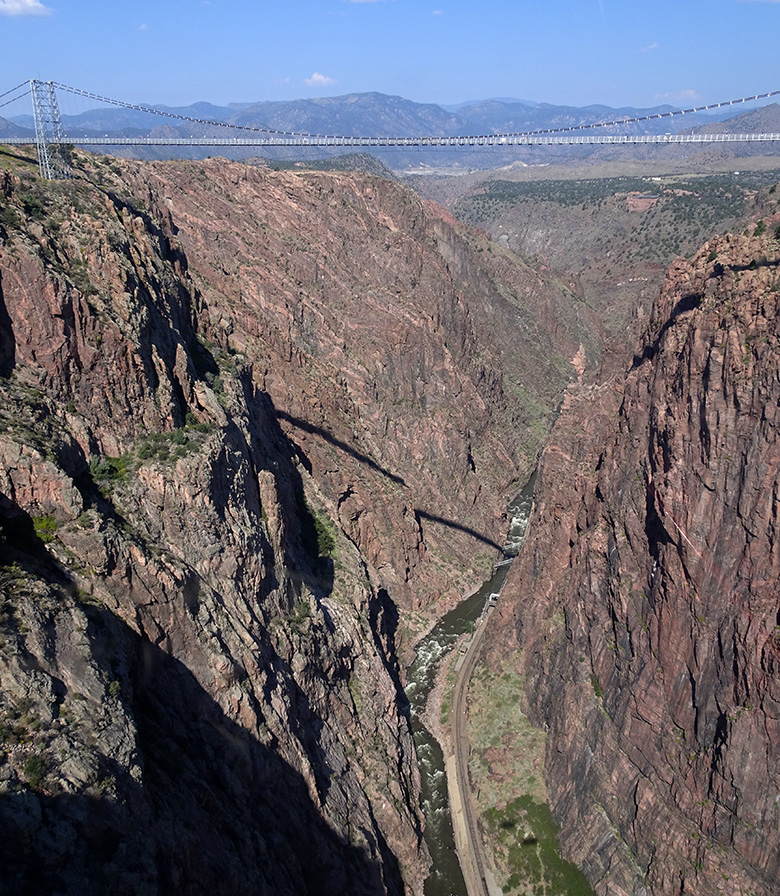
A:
[275,411,503,554]
[275,410,407,487]
[414,508,503,553]
[632,292,703,367]
[0,600,403,896]
[0,277,15,379]
[0,499,403,896]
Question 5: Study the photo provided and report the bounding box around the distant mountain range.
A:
[685,102,780,135]
[3,92,779,169]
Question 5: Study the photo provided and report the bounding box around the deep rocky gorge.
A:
[2,144,779,896]
[489,225,780,894]
[0,151,585,894]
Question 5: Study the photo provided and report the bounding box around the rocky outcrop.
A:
[0,154,579,893]
[490,225,780,894]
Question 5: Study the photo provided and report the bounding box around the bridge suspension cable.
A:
[51,80,330,139]
[504,89,780,137]
[0,81,30,101]
[3,79,780,178]
[0,81,31,111]
[47,80,780,141]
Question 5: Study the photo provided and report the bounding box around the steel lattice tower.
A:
[30,79,71,180]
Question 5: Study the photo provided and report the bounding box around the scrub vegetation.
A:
[455,172,777,265]
[467,657,595,896]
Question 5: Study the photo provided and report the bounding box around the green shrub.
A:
[313,510,337,558]
[290,600,312,634]
[185,411,217,435]
[90,454,131,482]
[0,205,20,229]
[135,425,207,465]
[137,443,156,460]
[23,755,46,788]
[20,193,45,221]
[32,515,57,544]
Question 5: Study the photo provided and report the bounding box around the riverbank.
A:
[418,622,464,753]
[449,605,505,896]
[404,482,537,896]
[414,581,524,896]
[409,473,595,896]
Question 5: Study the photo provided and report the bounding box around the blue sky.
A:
[1,0,779,110]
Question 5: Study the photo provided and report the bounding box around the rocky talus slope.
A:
[490,225,780,895]
[0,153,580,894]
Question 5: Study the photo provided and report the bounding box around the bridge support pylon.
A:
[30,79,71,180]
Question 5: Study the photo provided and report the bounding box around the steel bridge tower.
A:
[30,79,71,180]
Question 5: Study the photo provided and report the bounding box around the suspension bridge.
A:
[2,79,780,180]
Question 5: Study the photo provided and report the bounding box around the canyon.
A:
[0,141,779,896]
[0,147,585,895]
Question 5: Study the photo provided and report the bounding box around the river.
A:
[405,476,535,896]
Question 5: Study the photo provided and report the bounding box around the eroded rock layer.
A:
[491,227,780,895]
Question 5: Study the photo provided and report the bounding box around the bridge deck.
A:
[3,132,780,148]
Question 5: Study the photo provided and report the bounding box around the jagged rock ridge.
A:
[0,160,428,895]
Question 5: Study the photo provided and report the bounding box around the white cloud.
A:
[305,72,336,87]
[0,0,53,15]
[640,41,659,53]
[138,23,148,30]
[654,88,701,103]
[433,9,444,14]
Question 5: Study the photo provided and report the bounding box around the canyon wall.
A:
[113,156,593,614]
[491,225,780,894]
[0,153,582,894]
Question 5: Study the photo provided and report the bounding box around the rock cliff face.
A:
[491,225,780,894]
[0,153,580,894]
[112,156,589,614]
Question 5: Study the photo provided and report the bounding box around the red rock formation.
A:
[112,158,586,616]
[0,154,581,894]
[490,226,780,894]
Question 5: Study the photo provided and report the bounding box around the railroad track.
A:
[449,608,500,896]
